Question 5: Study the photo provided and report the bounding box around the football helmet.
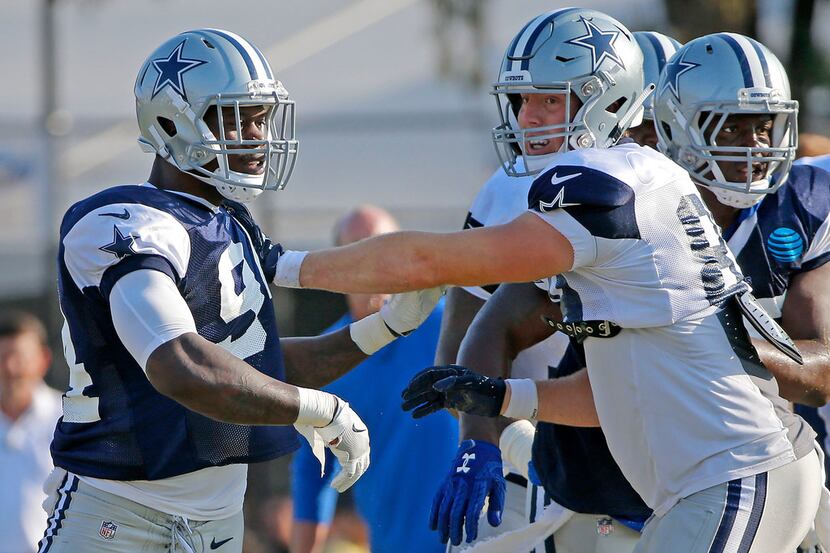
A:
[135,29,298,202]
[633,31,682,120]
[492,8,648,176]
[653,33,798,208]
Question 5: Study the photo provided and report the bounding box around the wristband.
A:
[273,250,308,288]
[295,387,338,427]
[502,379,538,420]
[349,312,398,355]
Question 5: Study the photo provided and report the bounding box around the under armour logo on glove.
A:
[457,452,475,473]
[429,440,505,546]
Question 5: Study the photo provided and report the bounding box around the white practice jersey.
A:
[530,142,795,516]
[462,161,570,380]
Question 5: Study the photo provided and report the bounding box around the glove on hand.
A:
[429,440,506,546]
[380,286,445,336]
[401,365,506,419]
[350,287,445,355]
[317,399,371,493]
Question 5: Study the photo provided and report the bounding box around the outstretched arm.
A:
[283,286,445,388]
[291,213,574,294]
[756,262,830,406]
[281,328,367,390]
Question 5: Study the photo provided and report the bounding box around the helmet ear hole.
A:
[660,121,673,141]
[507,94,522,117]
[157,117,177,137]
[606,97,627,114]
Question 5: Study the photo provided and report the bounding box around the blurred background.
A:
[1,0,829,551]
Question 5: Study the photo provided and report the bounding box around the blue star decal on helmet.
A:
[150,40,207,100]
[661,51,701,103]
[566,17,625,72]
[99,226,137,259]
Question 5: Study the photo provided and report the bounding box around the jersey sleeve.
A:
[527,165,639,270]
[110,270,197,370]
[795,166,830,272]
[290,442,340,524]
[62,202,191,298]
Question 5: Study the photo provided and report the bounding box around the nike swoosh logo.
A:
[98,208,130,220]
[352,424,367,433]
[210,537,234,550]
[549,172,581,186]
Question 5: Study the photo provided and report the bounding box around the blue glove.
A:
[429,440,506,546]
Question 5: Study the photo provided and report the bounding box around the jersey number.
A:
[61,319,101,423]
[217,241,268,359]
[676,194,743,306]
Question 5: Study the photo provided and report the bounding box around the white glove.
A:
[294,388,371,492]
[350,286,444,354]
[317,398,371,492]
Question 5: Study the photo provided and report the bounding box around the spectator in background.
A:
[798,133,830,160]
[0,311,61,553]
[290,206,458,553]
[797,133,830,174]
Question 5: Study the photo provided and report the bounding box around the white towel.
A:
[461,498,574,553]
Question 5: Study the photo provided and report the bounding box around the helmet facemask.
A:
[144,82,298,203]
[492,83,583,177]
[660,94,797,208]
[492,76,649,177]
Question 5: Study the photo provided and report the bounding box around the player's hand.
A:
[380,286,445,336]
[430,440,505,545]
[401,365,506,419]
[316,399,370,492]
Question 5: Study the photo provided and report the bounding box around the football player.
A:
[406,31,829,553]
[432,26,684,553]
[40,29,440,553]
[653,33,830,553]
[410,29,828,553]
[272,10,823,553]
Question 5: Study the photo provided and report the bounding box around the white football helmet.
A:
[135,29,298,202]
[653,33,798,208]
[492,8,648,176]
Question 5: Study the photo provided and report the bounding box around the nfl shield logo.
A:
[596,517,615,536]
[99,520,118,540]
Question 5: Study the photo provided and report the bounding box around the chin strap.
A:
[609,83,655,145]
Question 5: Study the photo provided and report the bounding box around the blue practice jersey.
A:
[53,184,298,480]
[291,305,457,553]
[725,163,830,474]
